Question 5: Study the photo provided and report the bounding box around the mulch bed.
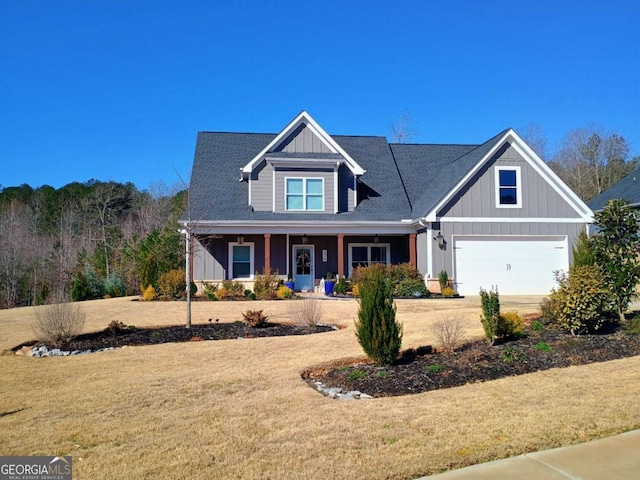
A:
[302,326,640,397]
[13,322,336,352]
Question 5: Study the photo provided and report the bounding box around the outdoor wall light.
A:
[434,232,445,250]
[237,236,244,244]
[302,235,308,244]
[374,234,379,244]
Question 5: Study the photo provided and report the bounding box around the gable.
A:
[241,111,365,176]
[274,123,333,154]
[418,130,592,222]
[438,142,583,219]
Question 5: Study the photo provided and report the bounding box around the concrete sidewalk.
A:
[420,429,640,479]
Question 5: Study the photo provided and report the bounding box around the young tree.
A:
[591,199,640,322]
[354,264,402,365]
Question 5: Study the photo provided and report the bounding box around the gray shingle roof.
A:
[588,168,640,211]
[186,129,510,223]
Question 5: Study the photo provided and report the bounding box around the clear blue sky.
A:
[1,0,639,191]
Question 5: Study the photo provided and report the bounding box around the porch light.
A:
[302,235,308,244]
[374,235,379,244]
[434,232,445,250]
[237,236,244,245]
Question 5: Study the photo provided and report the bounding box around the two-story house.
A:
[183,111,593,295]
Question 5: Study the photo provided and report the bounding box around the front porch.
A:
[191,232,417,290]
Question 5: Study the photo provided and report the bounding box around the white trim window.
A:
[348,243,391,276]
[495,166,522,208]
[285,177,324,211]
[228,242,254,279]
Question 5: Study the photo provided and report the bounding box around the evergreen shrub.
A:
[354,264,403,365]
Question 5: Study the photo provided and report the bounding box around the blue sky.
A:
[1,0,639,191]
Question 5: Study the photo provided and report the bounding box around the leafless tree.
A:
[390,109,418,143]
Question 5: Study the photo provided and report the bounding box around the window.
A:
[349,243,390,275]
[285,178,324,211]
[495,167,522,208]
[228,242,254,279]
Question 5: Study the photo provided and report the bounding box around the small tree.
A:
[479,288,500,345]
[354,264,402,365]
[591,199,640,322]
[571,228,594,268]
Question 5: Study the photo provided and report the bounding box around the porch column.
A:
[337,233,345,279]
[409,233,417,268]
[264,233,271,274]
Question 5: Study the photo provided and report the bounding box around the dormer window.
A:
[495,167,521,208]
[285,178,324,211]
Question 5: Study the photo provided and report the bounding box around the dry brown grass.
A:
[1,295,639,479]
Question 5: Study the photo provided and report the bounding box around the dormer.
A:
[242,111,365,214]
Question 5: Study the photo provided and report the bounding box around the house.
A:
[588,168,640,212]
[182,111,593,296]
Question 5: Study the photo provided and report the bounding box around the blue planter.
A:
[324,280,335,295]
[284,281,295,291]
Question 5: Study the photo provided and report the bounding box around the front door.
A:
[293,245,315,291]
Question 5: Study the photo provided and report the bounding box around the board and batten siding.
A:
[274,168,334,213]
[250,161,273,212]
[439,143,581,219]
[275,123,333,154]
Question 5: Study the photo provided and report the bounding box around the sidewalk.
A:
[420,429,640,479]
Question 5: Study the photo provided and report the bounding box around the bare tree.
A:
[520,123,547,159]
[550,127,633,201]
[390,109,418,143]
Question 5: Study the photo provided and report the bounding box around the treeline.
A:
[522,125,639,201]
[0,180,186,309]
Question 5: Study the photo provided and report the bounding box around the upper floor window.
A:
[285,178,324,211]
[495,167,522,208]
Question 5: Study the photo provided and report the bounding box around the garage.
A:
[452,236,569,296]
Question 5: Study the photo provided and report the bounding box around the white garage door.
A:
[453,236,568,296]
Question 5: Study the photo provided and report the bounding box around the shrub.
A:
[496,311,525,338]
[202,282,218,300]
[157,269,186,299]
[539,295,562,326]
[215,280,246,300]
[395,277,430,298]
[289,298,322,327]
[549,266,615,335]
[354,264,403,365]
[351,284,360,298]
[441,286,456,298]
[438,270,449,290]
[571,228,594,268]
[242,309,268,327]
[142,285,157,301]
[33,301,86,345]
[276,285,294,300]
[106,320,132,336]
[253,269,279,300]
[104,273,126,297]
[479,287,500,345]
[429,316,467,352]
[389,264,429,297]
[334,277,349,295]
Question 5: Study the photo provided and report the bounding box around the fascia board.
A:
[422,130,512,222]
[241,111,366,176]
[423,129,594,223]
